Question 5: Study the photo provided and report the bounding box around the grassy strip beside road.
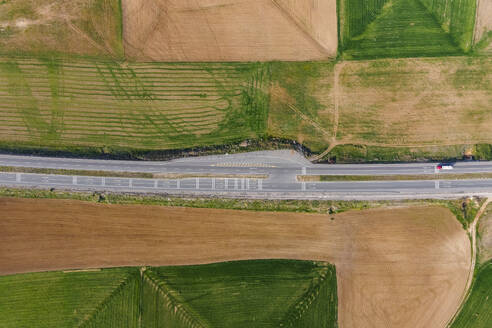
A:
[0,165,153,179]
[298,172,492,182]
[0,260,338,328]
[0,187,483,229]
[0,166,267,180]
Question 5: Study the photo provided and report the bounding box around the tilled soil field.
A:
[0,198,470,328]
[121,0,337,61]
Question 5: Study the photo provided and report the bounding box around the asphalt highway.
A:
[1,151,492,200]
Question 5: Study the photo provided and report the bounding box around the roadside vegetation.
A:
[0,166,267,180]
[0,187,374,214]
[298,172,492,182]
[0,260,338,328]
[0,187,481,230]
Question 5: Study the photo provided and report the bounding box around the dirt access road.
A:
[0,198,470,328]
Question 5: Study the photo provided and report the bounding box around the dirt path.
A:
[0,198,470,328]
[447,197,491,327]
[310,61,345,161]
[270,87,333,141]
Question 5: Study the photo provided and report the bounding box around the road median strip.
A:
[0,166,267,180]
[297,173,492,182]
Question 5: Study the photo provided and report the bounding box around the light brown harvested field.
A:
[478,203,492,264]
[474,0,492,45]
[122,0,337,61]
[0,198,470,327]
[336,57,492,147]
[267,57,492,154]
[0,0,123,57]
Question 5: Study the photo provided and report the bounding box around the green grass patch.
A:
[0,165,154,179]
[451,261,492,328]
[341,0,462,59]
[298,172,492,182]
[473,31,492,55]
[0,166,267,180]
[324,144,473,163]
[339,0,390,47]
[0,187,374,214]
[0,267,140,328]
[267,62,334,153]
[0,57,270,153]
[339,0,477,58]
[0,260,338,328]
[419,0,476,52]
[147,260,337,327]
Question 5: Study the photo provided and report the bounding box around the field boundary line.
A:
[78,271,138,328]
[280,266,330,326]
[65,20,114,57]
[310,61,346,161]
[143,269,208,328]
[447,197,491,327]
[270,0,330,55]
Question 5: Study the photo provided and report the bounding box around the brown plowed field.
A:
[122,0,337,61]
[0,198,470,328]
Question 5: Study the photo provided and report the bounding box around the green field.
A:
[0,267,140,327]
[451,261,492,328]
[0,57,269,154]
[339,0,476,58]
[268,61,335,152]
[339,0,390,46]
[420,0,476,52]
[0,260,338,328]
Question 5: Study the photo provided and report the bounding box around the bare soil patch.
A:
[474,0,492,44]
[337,57,492,146]
[478,203,492,264]
[0,0,123,57]
[121,0,337,61]
[0,198,470,327]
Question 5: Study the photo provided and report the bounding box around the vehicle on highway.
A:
[436,163,454,170]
